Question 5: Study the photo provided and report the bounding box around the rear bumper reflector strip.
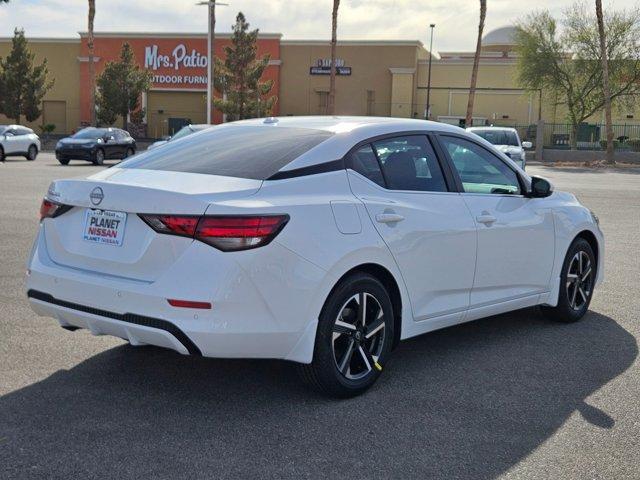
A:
[27,289,202,356]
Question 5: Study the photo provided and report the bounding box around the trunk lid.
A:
[43,168,262,282]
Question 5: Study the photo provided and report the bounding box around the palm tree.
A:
[328,0,340,115]
[465,0,486,127]
[88,0,96,126]
[595,0,615,165]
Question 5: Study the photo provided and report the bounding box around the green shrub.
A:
[627,138,640,152]
[599,139,620,150]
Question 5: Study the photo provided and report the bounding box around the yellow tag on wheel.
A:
[374,362,382,371]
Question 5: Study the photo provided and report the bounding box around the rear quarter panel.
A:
[204,170,413,344]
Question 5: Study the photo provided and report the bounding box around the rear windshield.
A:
[121,125,334,180]
[471,129,520,147]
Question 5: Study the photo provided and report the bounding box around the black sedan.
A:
[55,127,136,165]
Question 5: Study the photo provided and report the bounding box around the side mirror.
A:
[529,176,553,198]
[522,141,533,149]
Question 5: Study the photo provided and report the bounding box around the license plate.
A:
[83,209,127,247]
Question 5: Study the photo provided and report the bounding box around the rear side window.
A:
[121,126,334,180]
[349,145,385,187]
[372,135,447,192]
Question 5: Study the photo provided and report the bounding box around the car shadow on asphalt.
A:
[0,308,636,479]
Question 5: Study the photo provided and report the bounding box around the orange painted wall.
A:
[79,35,281,126]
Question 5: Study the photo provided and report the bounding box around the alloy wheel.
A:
[332,292,386,380]
[566,250,593,310]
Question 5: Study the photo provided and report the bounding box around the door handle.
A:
[376,213,405,224]
[476,214,497,225]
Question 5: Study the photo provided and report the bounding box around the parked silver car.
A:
[147,124,210,151]
[0,125,41,162]
[466,126,532,169]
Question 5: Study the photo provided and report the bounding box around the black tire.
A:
[93,149,105,166]
[299,272,395,398]
[124,147,135,158]
[0,146,4,162]
[26,144,38,161]
[58,156,70,165]
[542,238,596,323]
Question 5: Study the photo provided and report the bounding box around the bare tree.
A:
[595,0,614,164]
[466,0,487,127]
[515,5,640,150]
[88,0,96,126]
[328,0,340,115]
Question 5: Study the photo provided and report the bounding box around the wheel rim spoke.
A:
[570,280,578,308]
[358,292,367,326]
[358,346,372,372]
[365,310,385,339]
[578,286,587,303]
[338,339,356,374]
[334,320,356,335]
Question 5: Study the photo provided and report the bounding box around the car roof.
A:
[2,124,31,129]
[225,116,466,171]
[467,126,517,132]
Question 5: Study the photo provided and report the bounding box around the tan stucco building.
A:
[1,26,638,136]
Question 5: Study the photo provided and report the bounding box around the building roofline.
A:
[0,37,80,43]
[281,39,425,48]
[77,31,283,39]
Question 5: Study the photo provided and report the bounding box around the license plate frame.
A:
[83,209,127,247]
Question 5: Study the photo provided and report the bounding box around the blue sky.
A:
[0,0,637,51]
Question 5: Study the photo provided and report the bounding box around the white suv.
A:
[466,126,531,169]
[0,125,41,162]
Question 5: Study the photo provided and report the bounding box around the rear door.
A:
[347,134,477,322]
[436,134,555,307]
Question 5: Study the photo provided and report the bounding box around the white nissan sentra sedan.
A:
[26,117,603,397]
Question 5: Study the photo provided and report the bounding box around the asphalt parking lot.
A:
[1,153,639,479]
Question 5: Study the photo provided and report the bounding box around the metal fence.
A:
[495,123,640,151]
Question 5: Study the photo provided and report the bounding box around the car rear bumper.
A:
[25,226,326,362]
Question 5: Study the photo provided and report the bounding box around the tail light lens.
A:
[139,214,289,252]
[39,198,72,221]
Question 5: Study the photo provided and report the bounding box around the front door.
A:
[437,134,555,308]
[3,129,22,154]
[347,134,477,322]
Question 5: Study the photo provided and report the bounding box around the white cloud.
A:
[0,0,637,51]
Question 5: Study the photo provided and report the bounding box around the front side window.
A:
[372,135,447,192]
[440,136,521,195]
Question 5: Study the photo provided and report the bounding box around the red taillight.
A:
[140,215,200,237]
[139,214,289,252]
[39,198,71,221]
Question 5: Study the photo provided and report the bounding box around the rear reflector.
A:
[167,299,212,309]
[140,214,289,252]
[40,198,72,221]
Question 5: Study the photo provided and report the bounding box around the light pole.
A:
[197,0,228,124]
[425,23,435,120]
